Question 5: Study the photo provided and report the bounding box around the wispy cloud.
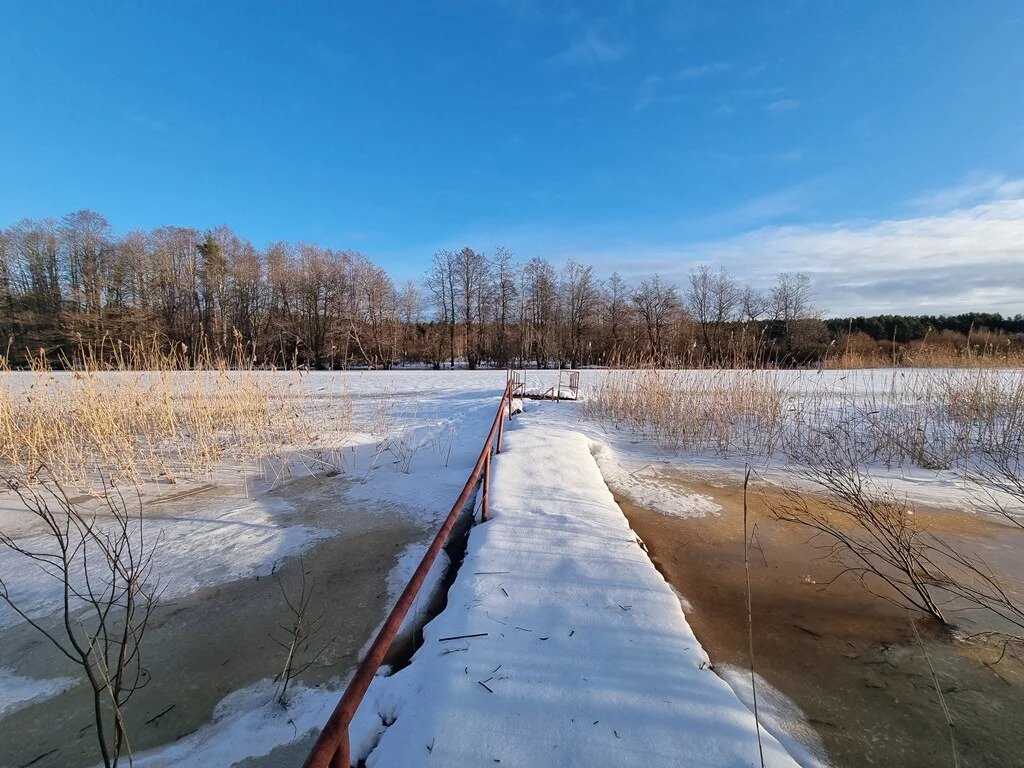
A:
[683,180,827,233]
[687,198,1024,314]
[909,173,1024,210]
[774,148,806,164]
[123,111,169,133]
[605,198,1024,315]
[423,183,1024,316]
[673,61,734,80]
[634,75,665,112]
[549,28,629,67]
[766,98,801,112]
[305,40,342,71]
[636,61,737,111]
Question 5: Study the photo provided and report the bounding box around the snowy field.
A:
[1,368,1020,767]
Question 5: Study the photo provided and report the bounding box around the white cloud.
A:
[909,173,1024,210]
[774,149,806,164]
[766,98,801,112]
[673,61,734,80]
[636,61,734,111]
[634,75,662,112]
[618,198,1024,315]
[404,179,1024,317]
[123,111,169,133]
[550,28,629,66]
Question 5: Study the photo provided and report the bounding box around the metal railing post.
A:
[481,449,491,521]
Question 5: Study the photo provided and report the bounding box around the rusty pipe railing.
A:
[302,379,514,768]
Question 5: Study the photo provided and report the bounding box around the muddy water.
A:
[0,476,426,768]
[615,474,1024,768]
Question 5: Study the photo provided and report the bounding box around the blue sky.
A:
[2,1,1023,314]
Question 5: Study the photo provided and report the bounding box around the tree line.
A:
[827,313,1024,343]
[2,210,1019,370]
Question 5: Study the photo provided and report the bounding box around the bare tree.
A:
[523,257,558,368]
[490,247,518,368]
[0,472,158,768]
[686,265,741,365]
[453,247,487,369]
[633,274,681,365]
[768,272,827,364]
[602,272,632,365]
[61,210,112,339]
[562,260,598,368]
[425,250,457,368]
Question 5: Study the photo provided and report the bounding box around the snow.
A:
[559,368,1024,519]
[0,492,332,630]
[365,541,451,659]
[589,442,723,518]
[346,418,802,767]
[0,370,509,631]
[718,665,828,768]
[0,668,76,718]
[128,680,340,768]
[6,367,1020,766]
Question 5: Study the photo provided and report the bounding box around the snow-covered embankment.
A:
[349,418,802,767]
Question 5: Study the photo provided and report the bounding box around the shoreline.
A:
[615,476,1024,768]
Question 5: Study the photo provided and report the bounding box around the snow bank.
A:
[349,420,802,767]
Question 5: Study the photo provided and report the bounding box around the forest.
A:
[2,211,1021,369]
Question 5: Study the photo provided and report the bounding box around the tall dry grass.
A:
[583,368,1024,471]
[0,337,339,489]
[824,335,1024,369]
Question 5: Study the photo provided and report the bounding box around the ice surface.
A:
[0,668,76,718]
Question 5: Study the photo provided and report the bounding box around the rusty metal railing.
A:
[302,379,515,768]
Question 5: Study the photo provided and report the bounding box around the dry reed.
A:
[0,337,337,489]
[582,368,1024,472]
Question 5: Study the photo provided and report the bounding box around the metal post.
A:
[497,398,505,453]
[481,450,491,521]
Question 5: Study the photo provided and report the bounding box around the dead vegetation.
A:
[584,367,1024,472]
[0,337,351,491]
[0,471,157,768]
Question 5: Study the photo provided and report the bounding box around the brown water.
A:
[614,473,1024,768]
[0,477,426,768]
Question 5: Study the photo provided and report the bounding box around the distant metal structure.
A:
[302,380,516,768]
[509,368,580,401]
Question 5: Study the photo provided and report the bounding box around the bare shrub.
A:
[768,441,1024,655]
[272,562,328,708]
[0,470,158,768]
[968,455,1024,531]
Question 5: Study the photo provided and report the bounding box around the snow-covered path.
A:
[351,414,802,767]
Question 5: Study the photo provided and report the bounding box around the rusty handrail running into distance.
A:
[302,378,517,768]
